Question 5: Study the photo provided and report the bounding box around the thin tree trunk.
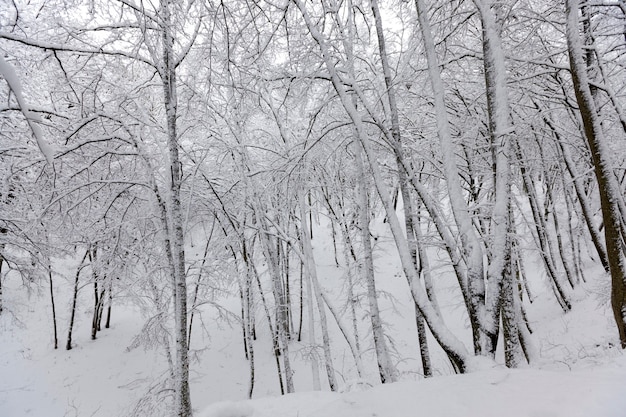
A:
[515,142,572,310]
[188,239,211,348]
[414,205,440,315]
[304,254,321,390]
[67,249,89,350]
[239,243,256,399]
[295,0,471,371]
[105,277,113,329]
[299,192,338,391]
[298,259,304,341]
[346,1,392,384]
[355,145,397,384]
[338,207,362,362]
[545,110,610,272]
[48,263,58,350]
[319,290,365,378]
[252,259,285,394]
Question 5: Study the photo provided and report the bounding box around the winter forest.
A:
[1,0,626,416]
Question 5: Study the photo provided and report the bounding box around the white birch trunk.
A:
[160,1,191,414]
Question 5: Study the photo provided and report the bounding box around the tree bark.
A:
[48,264,58,350]
[67,249,89,350]
[414,0,488,355]
[160,1,191,414]
[566,0,626,348]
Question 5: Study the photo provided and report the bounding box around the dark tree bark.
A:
[67,249,89,350]
[567,0,626,348]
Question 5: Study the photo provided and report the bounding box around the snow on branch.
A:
[0,55,55,164]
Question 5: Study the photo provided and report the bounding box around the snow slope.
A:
[1,224,625,417]
[199,360,626,417]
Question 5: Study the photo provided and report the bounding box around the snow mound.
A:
[196,355,626,417]
[464,354,500,372]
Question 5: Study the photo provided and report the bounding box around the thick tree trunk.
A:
[472,0,517,358]
[566,0,626,348]
[414,0,488,356]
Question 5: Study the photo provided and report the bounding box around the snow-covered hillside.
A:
[1,228,625,417]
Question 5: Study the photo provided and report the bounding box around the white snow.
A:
[0,55,55,163]
[1,221,625,417]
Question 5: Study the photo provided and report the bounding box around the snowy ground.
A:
[1,226,625,417]
[199,360,626,417]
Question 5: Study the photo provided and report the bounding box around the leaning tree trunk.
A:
[295,0,472,372]
[414,0,488,356]
[298,190,338,391]
[344,0,397,383]
[566,0,626,348]
[370,0,432,376]
[354,144,398,384]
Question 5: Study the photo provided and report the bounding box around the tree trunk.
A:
[294,0,471,372]
[566,0,626,348]
[319,290,365,378]
[299,192,338,391]
[472,0,516,358]
[48,264,58,350]
[414,0,488,355]
[160,2,191,414]
[67,249,89,350]
[105,278,113,329]
[0,244,4,315]
[188,239,210,348]
[252,258,285,394]
[355,144,397,384]
[304,255,321,391]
